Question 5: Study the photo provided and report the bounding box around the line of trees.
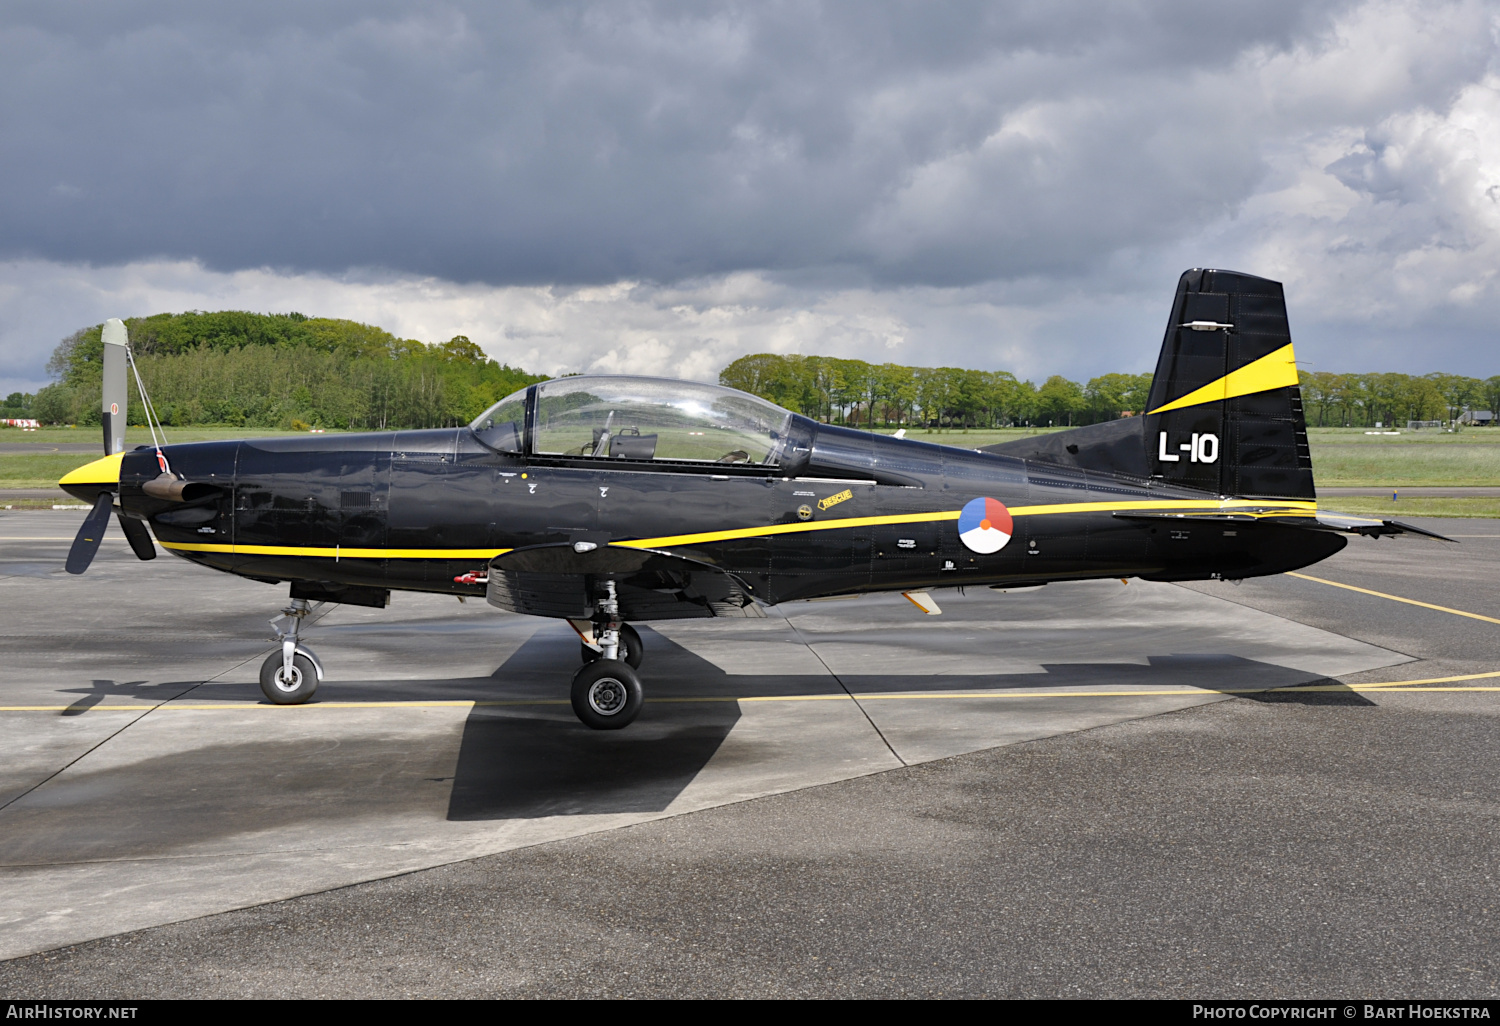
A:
[1297,371,1500,428]
[18,313,1498,432]
[720,354,1500,430]
[719,354,1151,429]
[31,311,544,430]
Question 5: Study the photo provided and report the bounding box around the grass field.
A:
[1306,427,1500,444]
[1311,445,1500,486]
[0,425,330,445]
[0,453,111,489]
[1319,496,1500,519]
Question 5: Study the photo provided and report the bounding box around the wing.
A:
[485,544,765,620]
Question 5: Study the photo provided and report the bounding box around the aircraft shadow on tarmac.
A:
[840,655,1377,706]
[52,678,204,716]
[446,627,744,821]
[442,630,1372,822]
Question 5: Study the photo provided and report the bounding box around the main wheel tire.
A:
[259,651,318,705]
[579,623,643,668]
[570,660,644,730]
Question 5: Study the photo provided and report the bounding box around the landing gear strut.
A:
[579,622,643,668]
[569,581,646,729]
[259,598,325,705]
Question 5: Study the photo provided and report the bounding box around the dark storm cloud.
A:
[1,0,1377,288]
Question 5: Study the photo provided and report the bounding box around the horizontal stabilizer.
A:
[1309,511,1455,541]
[1111,508,1454,541]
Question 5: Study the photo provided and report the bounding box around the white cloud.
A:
[2,0,1498,395]
[0,259,1172,397]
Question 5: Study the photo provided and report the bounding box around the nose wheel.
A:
[260,650,318,704]
[259,598,324,704]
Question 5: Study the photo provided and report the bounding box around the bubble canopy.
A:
[469,375,794,465]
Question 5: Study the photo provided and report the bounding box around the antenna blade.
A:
[101,319,128,456]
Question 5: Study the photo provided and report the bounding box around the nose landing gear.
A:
[259,598,325,704]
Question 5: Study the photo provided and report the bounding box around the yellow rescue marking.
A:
[1287,572,1500,626]
[817,488,853,511]
[1148,342,1300,415]
[57,453,124,487]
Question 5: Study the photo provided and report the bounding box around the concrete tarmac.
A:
[0,513,1496,997]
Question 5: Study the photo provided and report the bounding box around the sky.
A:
[2,0,1498,395]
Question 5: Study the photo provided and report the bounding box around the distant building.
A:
[1458,409,1495,426]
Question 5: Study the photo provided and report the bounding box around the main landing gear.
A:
[259,598,325,704]
[569,581,645,730]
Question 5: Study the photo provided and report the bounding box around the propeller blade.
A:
[116,513,157,561]
[101,318,128,456]
[65,493,114,575]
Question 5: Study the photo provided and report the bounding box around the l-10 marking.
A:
[1158,432,1219,463]
[59,269,1448,730]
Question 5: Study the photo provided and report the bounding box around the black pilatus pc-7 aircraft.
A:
[60,269,1446,729]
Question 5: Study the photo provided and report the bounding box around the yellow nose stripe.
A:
[58,452,124,487]
[1148,342,1300,415]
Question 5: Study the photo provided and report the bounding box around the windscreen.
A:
[468,388,528,452]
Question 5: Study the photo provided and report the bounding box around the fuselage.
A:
[113,417,1344,612]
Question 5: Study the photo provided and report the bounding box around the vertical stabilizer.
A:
[1144,270,1313,500]
[101,318,128,456]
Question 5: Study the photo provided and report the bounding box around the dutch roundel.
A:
[957,497,1013,554]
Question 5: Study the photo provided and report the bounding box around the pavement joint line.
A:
[780,611,908,768]
[0,842,434,870]
[0,684,200,815]
[1287,571,1500,625]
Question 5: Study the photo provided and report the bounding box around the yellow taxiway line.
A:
[5,669,1498,712]
[1287,572,1500,626]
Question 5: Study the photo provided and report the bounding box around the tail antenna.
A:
[125,345,172,476]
